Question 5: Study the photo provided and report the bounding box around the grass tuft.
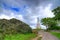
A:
[50,32,60,39]
[4,33,36,40]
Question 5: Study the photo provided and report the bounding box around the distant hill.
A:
[0,18,32,34]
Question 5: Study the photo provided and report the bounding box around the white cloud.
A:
[0,0,55,29]
[30,25,36,29]
[29,16,37,24]
[0,12,24,21]
[26,4,55,29]
[0,14,10,19]
[16,15,24,21]
[37,4,54,18]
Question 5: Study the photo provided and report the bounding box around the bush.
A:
[48,26,60,30]
[32,29,38,34]
[0,18,32,34]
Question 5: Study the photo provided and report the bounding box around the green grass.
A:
[4,33,36,40]
[50,32,60,39]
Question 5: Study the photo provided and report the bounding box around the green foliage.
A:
[4,33,36,40]
[51,32,60,39]
[41,18,57,30]
[48,26,60,30]
[52,7,60,15]
[41,7,60,30]
[0,18,32,34]
[0,18,32,40]
[41,17,60,30]
[52,7,60,20]
[0,33,4,40]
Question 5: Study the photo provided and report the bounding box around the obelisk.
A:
[36,17,40,29]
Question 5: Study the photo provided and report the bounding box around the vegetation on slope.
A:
[0,18,32,34]
[0,18,33,40]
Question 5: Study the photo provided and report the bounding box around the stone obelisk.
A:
[36,17,40,29]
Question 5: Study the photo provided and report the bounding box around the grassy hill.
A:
[0,18,34,40]
[0,18,32,34]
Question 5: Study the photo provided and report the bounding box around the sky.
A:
[0,0,60,29]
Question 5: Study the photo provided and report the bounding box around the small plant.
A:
[37,37,42,40]
[32,29,38,34]
[0,33,4,40]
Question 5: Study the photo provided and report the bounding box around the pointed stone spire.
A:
[36,17,40,29]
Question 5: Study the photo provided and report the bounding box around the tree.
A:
[41,7,60,30]
[41,18,48,28]
[52,7,60,20]
[41,18,57,30]
[52,7,60,30]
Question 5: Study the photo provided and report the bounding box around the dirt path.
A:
[32,31,59,40]
[40,32,59,40]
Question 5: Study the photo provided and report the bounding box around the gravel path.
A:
[39,31,59,40]
[32,31,59,40]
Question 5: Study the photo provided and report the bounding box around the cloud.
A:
[50,0,60,9]
[23,0,52,7]
[15,3,53,29]
[23,4,54,29]
[0,0,60,29]
[0,14,10,19]
[0,13,23,20]
[38,4,54,18]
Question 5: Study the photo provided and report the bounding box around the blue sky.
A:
[0,0,60,29]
